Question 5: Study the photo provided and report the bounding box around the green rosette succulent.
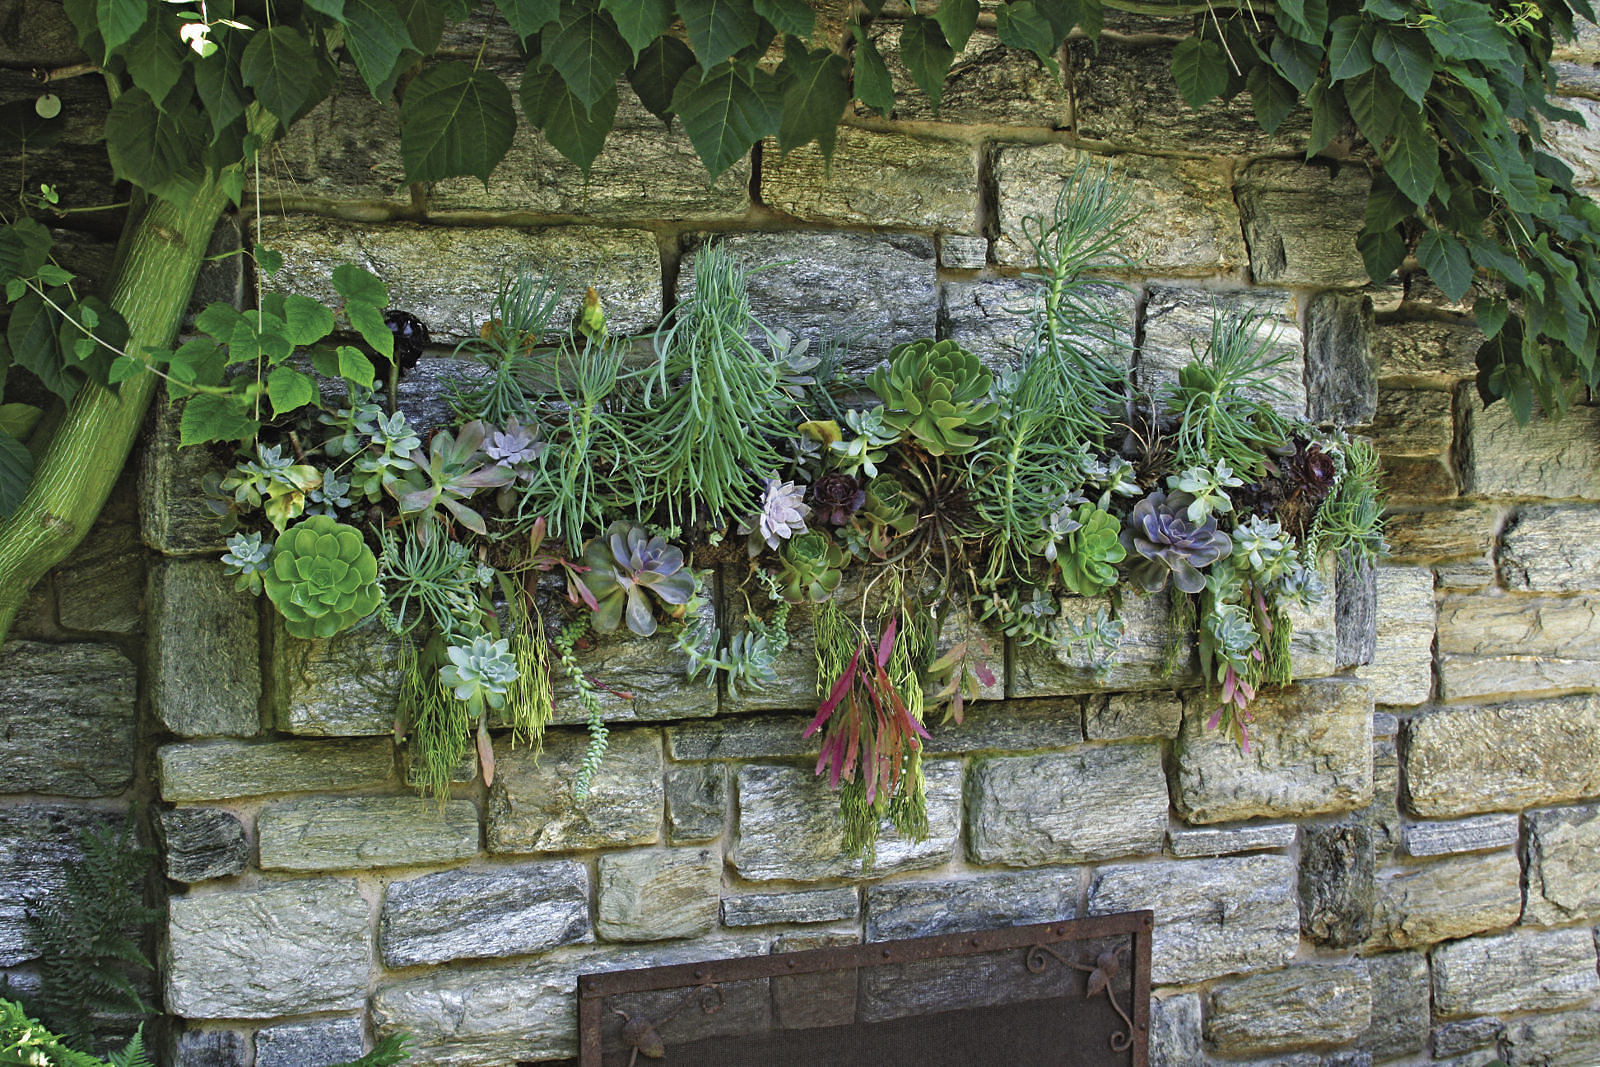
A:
[261,514,382,638]
[777,531,847,604]
[576,522,696,637]
[865,339,998,456]
[1057,504,1126,597]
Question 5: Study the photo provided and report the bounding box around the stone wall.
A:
[7,7,1600,1066]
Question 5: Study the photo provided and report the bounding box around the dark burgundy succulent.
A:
[377,309,430,377]
[809,472,866,525]
[1286,438,1337,504]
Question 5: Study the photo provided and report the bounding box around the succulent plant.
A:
[1081,455,1141,510]
[484,417,541,469]
[777,530,847,604]
[220,531,273,594]
[1232,515,1289,576]
[745,477,811,552]
[319,396,386,457]
[351,410,421,502]
[865,339,998,457]
[219,444,322,532]
[809,472,866,526]
[393,420,513,535]
[771,328,822,401]
[843,474,918,559]
[1168,461,1243,524]
[305,471,352,517]
[440,635,519,710]
[261,514,382,639]
[1056,504,1126,597]
[829,406,898,478]
[576,522,697,637]
[1122,490,1233,595]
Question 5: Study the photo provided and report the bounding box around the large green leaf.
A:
[672,61,779,180]
[1342,68,1397,150]
[58,295,128,389]
[1269,32,1321,93]
[602,0,671,59]
[677,0,760,70]
[1275,0,1328,44]
[194,46,250,140]
[179,393,260,446]
[1305,77,1348,158]
[776,39,850,158]
[1171,36,1228,109]
[754,0,815,38]
[997,1,1059,74]
[0,429,33,520]
[628,36,695,121]
[1356,224,1407,281]
[1381,103,1440,208]
[240,26,320,124]
[542,1,632,110]
[267,366,319,417]
[344,0,416,95]
[0,219,53,289]
[281,294,337,346]
[399,62,517,184]
[1327,16,1374,81]
[8,292,74,402]
[850,24,895,116]
[1424,0,1510,63]
[122,19,187,109]
[1416,229,1474,302]
[1372,24,1433,106]
[933,0,979,51]
[522,63,616,172]
[104,89,207,203]
[96,0,148,55]
[495,0,560,40]
[0,101,64,155]
[1248,63,1298,134]
[900,14,955,111]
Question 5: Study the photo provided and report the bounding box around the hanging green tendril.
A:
[554,615,608,798]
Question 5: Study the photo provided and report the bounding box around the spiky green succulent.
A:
[777,531,847,604]
[261,515,382,639]
[1056,504,1126,597]
[865,339,998,456]
[576,523,696,637]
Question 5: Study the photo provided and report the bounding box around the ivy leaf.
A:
[1363,0,1410,17]
[0,429,33,520]
[523,63,616,173]
[628,36,695,122]
[996,1,1059,75]
[344,0,416,95]
[1356,223,1407,281]
[337,344,378,388]
[672,61,779,180]
[677,0,760,70]
[776,39,850,158]
[1467,234,1530,289]
[241,26,320,124]
[105,89,207,203]
[1416,229,1473,302]
[933,0,979,52]
[851,24,895,116]
[1475,296,1510,339]
[400,61,516,185]
[1248,63,1298,134]
[1269,32,1321,94]
[96,0,149,56]
[178,393,260,446]
[0,403,41,441]
[495,0,560,40]
[194,48,250,140]
[123,19,187,109]
[1327,16,1374,81]
[602,0,670,59]
[1372,25,1433,106]
[281,294,337,346]
[542,1,632,111]
[267,366,318,417]
[900,14,955,111]
[349,303,396,359]
[1381,103,1440,208]
[1171,36,1229,109]
[754,0,815,38]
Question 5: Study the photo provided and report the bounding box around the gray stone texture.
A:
[1336,556,1377,671]
[1365,851,1523,951]
[864,869,1079,942]
[1403,696,1600,817]
[720,888,859,927]
[1383,503,1500,566]
[381,860,591,967]
[158,808,249,883]
[1173,678,1374,824]
[1403,813,1520,857]
[1237,160,1371,288]
[488,728,663,853]
[157,737,394,801]
[597,847,722,941]
[940,276,1138,375]
[666,763,726,843]
[1205,962,1372,1056]
[1366,735,1403,858]
[1087,855,1299,985]
[1433,1017,1506,1059]
[940,234,988,269]
[540,595,720,725]
[148,559,261,738]
[732,761,960,881]
[55,517,144,634]
[1500,503,1600,592]
[269,617,399,735]
[1524,804,1600,925]
[1150,992,1205,1067]
[1306,292,1378,425]
[1299,823,1376,948]
[165,878,370,1018]
[0,641,136,797]
[862,24,1070,127]
[254,1017,365,1067]
[1087,691,1183,741]
[922,697,1084,755]
[667,715,817,761]
[966,743,1167,866]
[172,1030,248,1067]
[1463,396,1600,499]
[1354,564,1435,707]
[1169,823,1297,858]
[761,129,979,231]
[1431,927,1600,1018]
[1369,387,1457,503]
[1437,592,1600,700]
[1502,1008,1600,1066]
[1373,319,1482,388]
[1139,285,1306,417]
[257,796,479,872]
[1011,589,1198,695]
[995,145,1244,274]
[0,805,116,966]
[1360,952,1431,1060]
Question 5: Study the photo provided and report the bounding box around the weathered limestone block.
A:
[597,847,722,941]
[994,145,1244,274]
[667,715,816,760]
[0,806,115,966]
[1205,962,1372,1056]
[1087,855,1299,985]
[381,860,591,967]
[543,596,719,724]
[923,698,1085,755]
[1502,1008,1600,1066]
[165,879,370,1018]
[1359,952,1430,1060]
[254,1018,365,1067]
[1087,691,1183,741]
[966,744,1166,865]
[1237,160,1370,288]
[257,797,479,871]
[1305,291,1378,425]
[1437,592,1600,700]
[1365,852,1523,951]
[158,808,249,883]
[0,641,136,796]
[678,232,936,380]
[1383,503,1500,565]
[1547,94,1600,195]
[1433,1017,1505,1059]
[862,24,1070,127]
[1336,557,1377,671]
[1524,804,1600,925]
[56,520,144,634]
[1431,927,1600,1018]
[157,738,394,801]
[1366,735,1403,858]
[1139,286,1306,417]
[488,729,663,853]
[269,617,398,735]
[1373,319,1482,388]
[761,129,979,231]
[1370,387,1458,501]
[864,868,1079,942]
[1403,814,1520,857]
[0,76,120,210]
[666,763,726,843]
[1354,565,1435,707]
[732,761,960,881]
[1285,561,1340,679]
[940,234,987,269]
[1169,823,1296,858]
[1150,992,1204,1067]
[148,560,261,738]
[1404,696,1600,816]
[1299,823,1375,948]
[1011,589,1197,696]
[720,888,859,927]
[1174,679,1373,823]
[1463,397,1600,499]
[261,218,662,343]
[1500,504,1600,592]
[940,276,1138,374]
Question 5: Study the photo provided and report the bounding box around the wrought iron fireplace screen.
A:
[576,910,1153,1066]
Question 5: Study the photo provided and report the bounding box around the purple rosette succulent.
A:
[1121,490,1233,594]
[809,472,866,525]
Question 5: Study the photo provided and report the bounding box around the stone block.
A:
[135,394,254,556]
[1547,94,1600,195]
[0,805,116,966]
[1431,927,1600,1018]
[254,1017,365,1067]
[1502,1008,1600,1066]
[157,738,394,801]
[666,763,726,843]
[1382,503,1500,565]
[1305,291,1378,425]
[1087,855,1299,985]
[540,597,720,725]
[173,1030,247,1067]
[158,808,248,883]
[1437,592,1600,700]
[667,715,816,760]
[488,728,663,853]
[1365,851,1523,951]
[1150,992,1204,1067]
[994,145,1244,274]
[165,879,370,1018]
[940,276,1138,375]
[258,796,479,871]
[1370,387,1454,458]
[1299,823,1375,948]
[381,860,591,967]
[261,217,662,344]
[0,77,120,214]
[1336,556,1377,671]
[269,616,399,736]
[1139,285,1305,417]
[1404,696,1600,817]
[721,888,860,928]
[1169,823,1296,858]
[678,232,937,380]
[1524,804,1600,925]
[1403,814,1520,857]
[1463,397,1600,499]
[761,129,979,231]
[923,698,1084,755]
[1205,962,1372,1056]
[732,761,960,881]
[1433,1017,1505,1059]
[1360,951,1430,1060]
[1366,735,1403,858]
[862,24,1070,127]
[0,641,136,797]
[940,235,987,269]
[1237,160,1371,288]
[1011,589,1197,696]
[1087,691,1183,741]
[1374,319,1482,388]
[1354,565,1435,707]
[1500,504,1600,592]
[966,744,1166,866]
[1174,678,1373,824]
[148,560,261,738]
[864,868,1079,942]
[55,519,144,634]
[597,847,722,941]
